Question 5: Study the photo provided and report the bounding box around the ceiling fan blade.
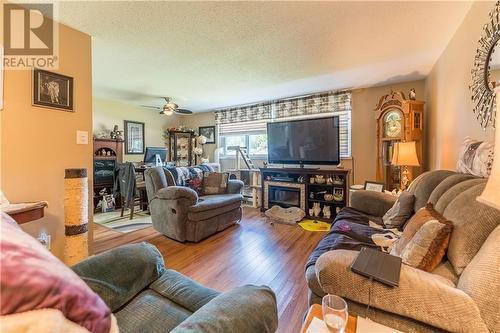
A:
[141,105,162,110]
[175,108,193,115]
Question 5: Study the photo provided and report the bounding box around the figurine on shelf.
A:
[326,176,333,185]
[110,125,119,139]
[322,206,331,219]
[324,193,334,202]
[333,188,344,202]
[313,202,321,217]
[409,88,416,100]
[309,177,315,184]
[333,176,344,185]
[315,175,326,184]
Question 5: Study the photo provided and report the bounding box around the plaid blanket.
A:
[305,207,391,270]
[165,165,213,187]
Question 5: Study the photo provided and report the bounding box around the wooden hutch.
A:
[374,91,425,190]
[167,130,197,166]
[93,138,124,210]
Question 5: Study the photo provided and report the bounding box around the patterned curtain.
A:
[214,103,272,125]
[274,91,351,119]
[214,90,351,124]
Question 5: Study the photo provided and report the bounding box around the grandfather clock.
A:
[374,91,425,190]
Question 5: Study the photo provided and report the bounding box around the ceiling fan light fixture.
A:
[162,108,174,116]
[166,102,178,109]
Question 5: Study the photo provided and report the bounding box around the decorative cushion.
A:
[202,172,229,195]
[0,213,112,333]
[456,137,494,178]
[187,175,203,195]
[391,204,453,272]
[382,191,415,229]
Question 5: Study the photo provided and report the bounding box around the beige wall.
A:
[425,1,495,170]
[183,80,425,185]
[93,98,180,162]
[1,24,93,260]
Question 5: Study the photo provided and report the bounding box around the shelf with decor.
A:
[307,199,344,205]
[260,167,349,222]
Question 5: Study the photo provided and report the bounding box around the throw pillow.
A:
[0,213,113,333]
[382,191,415,229]
[187,173,204,195]
[456,137,494,177]
[390,203,453,272]
[202,172,229,195]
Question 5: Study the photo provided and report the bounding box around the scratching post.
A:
[64,168,89,265]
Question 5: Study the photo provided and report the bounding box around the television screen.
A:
[267,116,340,165]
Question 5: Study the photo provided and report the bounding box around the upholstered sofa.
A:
[73,242,278,333]
[144,166,244,242]
[306,170,500,333]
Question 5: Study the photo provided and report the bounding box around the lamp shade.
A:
[391,141,420,166]
[477,87,500,210]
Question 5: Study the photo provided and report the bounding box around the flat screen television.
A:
[267,116,340,165]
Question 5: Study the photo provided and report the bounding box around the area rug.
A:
[93,209,152,233]
[298,219,331,232]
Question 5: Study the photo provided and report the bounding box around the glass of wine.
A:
[322,294,348,333]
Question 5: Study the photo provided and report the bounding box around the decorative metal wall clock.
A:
[470,1,500,129]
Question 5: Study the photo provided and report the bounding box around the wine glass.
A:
[322,294,348,333]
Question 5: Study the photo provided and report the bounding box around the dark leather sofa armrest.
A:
[72,242,165,312]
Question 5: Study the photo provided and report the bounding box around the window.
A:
[218,109,351,159]
[219,120,268,158]
[249,134,268,155]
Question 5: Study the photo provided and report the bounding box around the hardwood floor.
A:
[93,206,326,333]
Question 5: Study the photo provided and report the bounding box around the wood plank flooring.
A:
[93,206,326,333]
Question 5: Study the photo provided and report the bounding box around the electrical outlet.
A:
[38,232,51,250]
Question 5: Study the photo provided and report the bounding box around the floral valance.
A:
[214,90,351,124]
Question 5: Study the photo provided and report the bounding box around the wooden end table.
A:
[6,202,47,224]
[300,303,357,333]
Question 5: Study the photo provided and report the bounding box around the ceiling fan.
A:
[141,97,193,115]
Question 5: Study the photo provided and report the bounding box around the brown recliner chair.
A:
[144,166,243,242]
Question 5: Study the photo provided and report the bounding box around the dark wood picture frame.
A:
[124,120,145,154]
[364,181,385,192]
[33,69,74,111]
[199,126,216,144]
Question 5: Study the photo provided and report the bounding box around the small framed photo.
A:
[364,181,385,192]
[124,120,145,154]
[33,69,73,111]
[198,126,216,144]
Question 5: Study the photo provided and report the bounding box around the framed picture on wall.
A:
[124,120,145,154]
[33,69,74,111]
[199,126,216,144]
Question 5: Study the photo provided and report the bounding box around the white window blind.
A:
[218,120,268,136]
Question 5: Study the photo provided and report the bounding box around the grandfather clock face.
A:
[383,110,403,138]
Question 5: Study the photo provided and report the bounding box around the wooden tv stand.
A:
[260,167,349,222]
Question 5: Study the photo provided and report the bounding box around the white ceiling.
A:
[57,1,473,112]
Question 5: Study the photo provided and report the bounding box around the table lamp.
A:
[477,87,500,210]
[392,141,420,190]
